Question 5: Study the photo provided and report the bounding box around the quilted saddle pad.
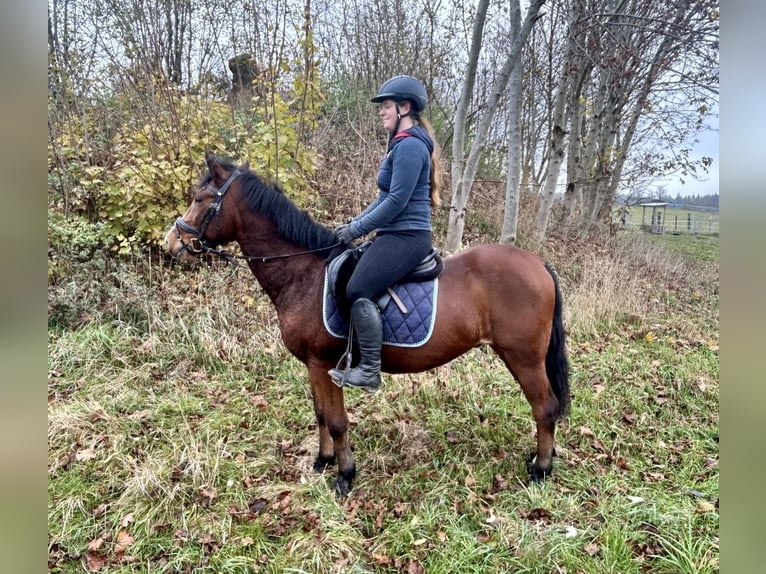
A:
[322,272,438,348]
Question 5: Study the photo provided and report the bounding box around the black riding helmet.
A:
[370,75,429,113]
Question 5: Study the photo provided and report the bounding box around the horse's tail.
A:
[544,263,571,419]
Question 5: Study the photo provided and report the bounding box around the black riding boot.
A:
[329,298,382,392]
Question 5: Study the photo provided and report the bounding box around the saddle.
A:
[326,240,444,315]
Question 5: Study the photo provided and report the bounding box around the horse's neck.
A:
[236,232,324,309]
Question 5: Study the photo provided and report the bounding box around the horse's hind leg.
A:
[499,358,561,482]
[308,365,356,496]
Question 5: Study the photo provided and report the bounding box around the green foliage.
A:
[48,213,110,283]
[49,57,324,254]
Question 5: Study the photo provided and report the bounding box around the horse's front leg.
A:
[308,364,356,496]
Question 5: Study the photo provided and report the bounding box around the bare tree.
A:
[446,0,546,253]
[499,0,523,245]
[532,0,719,240]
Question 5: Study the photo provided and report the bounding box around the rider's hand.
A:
[335,223,355,244]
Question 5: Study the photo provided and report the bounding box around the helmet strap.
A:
[395,101,412,120]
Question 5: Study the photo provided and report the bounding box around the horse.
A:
[165,151,570,497]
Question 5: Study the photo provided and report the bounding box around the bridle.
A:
[171,169,342,264]
[172,169,242,257]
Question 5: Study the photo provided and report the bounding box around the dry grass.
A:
[48,231,718,573]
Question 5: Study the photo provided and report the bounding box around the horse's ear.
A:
[241,160,250,172]
[204,150,226,183]
[205,149,217,172]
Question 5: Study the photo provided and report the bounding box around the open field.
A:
[48,233,719,573]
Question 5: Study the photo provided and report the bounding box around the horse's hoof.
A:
[333,466,356,498]
[334,476,352,498]
[528,464,552,483]
[526,452,552,483]
[313,454,336,473]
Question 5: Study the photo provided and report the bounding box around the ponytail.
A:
[416,116,442,209]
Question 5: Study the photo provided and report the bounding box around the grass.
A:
[48,233,718,573]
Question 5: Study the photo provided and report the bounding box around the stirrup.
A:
[329,367,346,388]
[328,368,380,393]
[329,323,355,388]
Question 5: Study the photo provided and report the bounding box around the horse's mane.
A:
[202,160,339,254]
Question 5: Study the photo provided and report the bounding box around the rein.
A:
[172,169,342,264]
[196,243,342,265]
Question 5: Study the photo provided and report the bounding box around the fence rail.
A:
[616,208,719,235]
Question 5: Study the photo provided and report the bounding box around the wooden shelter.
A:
[638,202,669,234]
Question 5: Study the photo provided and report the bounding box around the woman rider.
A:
[330,75,441,392]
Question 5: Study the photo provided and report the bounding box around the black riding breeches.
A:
[345,230,433,302]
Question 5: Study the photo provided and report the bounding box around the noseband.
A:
[173,170,241,256]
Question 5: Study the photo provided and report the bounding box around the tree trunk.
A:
[500,0,523,245]
[446,0,490,254]
[446,0,545,253]
[532,0,582,244]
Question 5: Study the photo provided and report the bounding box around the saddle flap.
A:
[326,248,355,302]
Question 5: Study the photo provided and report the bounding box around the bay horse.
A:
[165,152,570,496]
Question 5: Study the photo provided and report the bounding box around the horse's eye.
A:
[193,195,204,203]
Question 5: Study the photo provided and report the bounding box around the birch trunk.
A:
[532,0,582,243]
[446,0,545,253]
[447,0,489,255]
[500,0,523,245]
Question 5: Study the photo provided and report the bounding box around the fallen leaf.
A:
[120,513,135,527]
[252,498,269,514]
[523,508,551,521]
[251,394,269,409]
[114,530,135,555]
[696,500,716,513]
[85,551,106,571]
[92,504,108,518]
[564,525,578,538]
[493,473,509,491]
[579,426,595,437]
[76,448,98,462]
[593,383,606,394]
[87,538,105,551]
[584,541,601,556]
[199,485,217,505]
[626,495,645,504]
[372,553,392,565]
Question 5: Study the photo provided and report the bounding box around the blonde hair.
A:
[417,116,442,209]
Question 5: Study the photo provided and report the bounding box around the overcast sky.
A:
[661,115,720,197]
